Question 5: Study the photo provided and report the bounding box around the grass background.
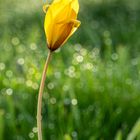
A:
[0,0,140,139]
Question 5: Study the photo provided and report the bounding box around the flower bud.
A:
[44,0,81,51]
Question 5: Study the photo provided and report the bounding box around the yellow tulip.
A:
[44,0,81,51]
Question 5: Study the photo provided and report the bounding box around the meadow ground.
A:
[0,0,140,139]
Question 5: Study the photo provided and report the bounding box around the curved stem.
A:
[37,50,52,140]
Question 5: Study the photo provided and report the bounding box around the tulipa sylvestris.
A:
[44,0,81,51]
[37,0,80,140]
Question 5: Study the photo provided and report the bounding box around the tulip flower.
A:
[37,1,80,140]
[44,0,81,51]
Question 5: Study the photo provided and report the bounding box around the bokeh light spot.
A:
[0,63,5,71]
[30,43,37,50]
[71,99,78,106]
[50,97,56,104]
[29,132,34,139]
[47,82,54,89]
[6,88,13,96]
[17,58,25,65]
[12,37,20,45]
[6,70,13,78]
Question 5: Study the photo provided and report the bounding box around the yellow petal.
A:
[50,22,74,51]
[49,0,69,19]
[53,2,72,23]
[44,8,53,47]
[71,0,79,14]
[50,19,80,51]
[53,0,72,4]
[45,1,72,46]
[61,19,81,46]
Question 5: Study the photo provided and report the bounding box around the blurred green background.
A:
[0,0,140,140]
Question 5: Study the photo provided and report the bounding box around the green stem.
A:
[37,50,52,140]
